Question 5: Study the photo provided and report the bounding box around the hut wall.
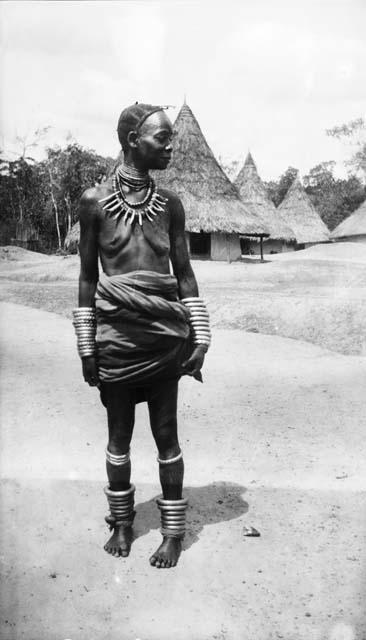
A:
[332,235,366,244]
[302,241,332,249]
[241,238,295,256]
[188,231,211,258]
[10,238,39,251]
[211,233,241,261]
[12,221,40,251]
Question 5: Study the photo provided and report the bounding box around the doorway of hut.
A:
[240,237,252,255]
[189,232,211,259]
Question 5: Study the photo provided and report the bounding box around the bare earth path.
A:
[1,300,366,640]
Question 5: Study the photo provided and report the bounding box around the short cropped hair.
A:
[117,103,165,151]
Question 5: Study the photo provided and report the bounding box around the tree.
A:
[0,127,53,248]
[326,117,366,179]
[0,155,50,247]
[218,156,241,181]
[45,143,114,249]
[265,166,299,207]
[262,161,365,230]
[14,126,51,160]
[0,138,114,252]
[303,161,365,230]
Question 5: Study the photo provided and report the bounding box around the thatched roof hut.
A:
[277,173,330,245]
[154,103,268,237]
[234,152,295,242]
[331,199,366,241]
[64,221,79,253]
[12,220,40,251]
[65,103,269,259]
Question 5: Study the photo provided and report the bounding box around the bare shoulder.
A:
[158,187,183,208]
[158,187,185,227]
[80,181,112,207]
[80,181,112,223]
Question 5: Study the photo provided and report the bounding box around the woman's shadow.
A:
[133,481,248,550]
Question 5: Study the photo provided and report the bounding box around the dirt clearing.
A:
[1,244,366,639]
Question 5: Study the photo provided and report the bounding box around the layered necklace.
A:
[99,162,168,226]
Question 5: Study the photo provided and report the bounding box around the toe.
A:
[150,555,157,566]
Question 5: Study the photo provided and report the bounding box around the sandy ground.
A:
[1,243,366,357]
[1,244,366,639]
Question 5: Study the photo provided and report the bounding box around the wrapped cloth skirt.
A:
[95,270,192,397]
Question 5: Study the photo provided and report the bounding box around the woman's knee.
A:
[107,436,132,456]
[154,427,180,458]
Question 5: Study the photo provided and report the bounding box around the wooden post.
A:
[260,236,264,262]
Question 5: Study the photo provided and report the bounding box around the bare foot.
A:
[104,525,133,558]
[150,537,182,568]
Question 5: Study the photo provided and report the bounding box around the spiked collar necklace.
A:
[98,165,168,226]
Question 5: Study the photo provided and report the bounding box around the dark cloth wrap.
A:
[95,270,191,385]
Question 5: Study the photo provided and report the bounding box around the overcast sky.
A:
[1,0,365,180]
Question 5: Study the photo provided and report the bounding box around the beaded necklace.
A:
[99,164,168,226]
[116,163,150,192]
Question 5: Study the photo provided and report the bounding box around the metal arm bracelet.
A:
[181,297,211,351]
[72,307,97,358]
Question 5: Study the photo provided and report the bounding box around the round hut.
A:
[277,172,330,248]
[65,103,269,259]
[234,152,296,255]
[12,220,40,252]
[64,221,79,253]
[330,198,366,243]
[154,102,268,261]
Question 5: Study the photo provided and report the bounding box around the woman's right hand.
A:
[82,356,100,387]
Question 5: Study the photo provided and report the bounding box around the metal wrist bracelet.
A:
[72,307,97,358]
[181,297,211,350]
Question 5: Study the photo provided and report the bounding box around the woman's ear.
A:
[127,130,139,148]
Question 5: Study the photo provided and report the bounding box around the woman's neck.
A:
[117,160,150,191]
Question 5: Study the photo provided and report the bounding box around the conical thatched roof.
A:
[277,173,330,244]
[331,199,366,239]
[154,103,268,236]
[234,152,295,241]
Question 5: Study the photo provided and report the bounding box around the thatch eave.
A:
[242,200,296,241]
[234,155,296,242]
[332,233,366,241]
[64,221,80,253]
[277,175,330,244]
[330,200,366,239]
[154,103,269,238]
[166,184,269,235]
[239,233,271,239]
